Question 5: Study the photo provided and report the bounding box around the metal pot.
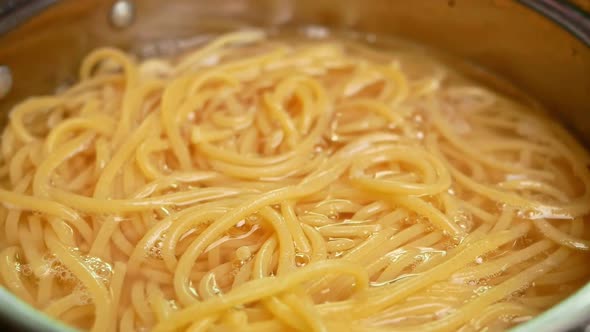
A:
[0,1,589,331]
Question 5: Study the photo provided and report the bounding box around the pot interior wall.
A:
[1,0,589,146]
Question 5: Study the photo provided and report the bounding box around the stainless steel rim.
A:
[518,0,590,46]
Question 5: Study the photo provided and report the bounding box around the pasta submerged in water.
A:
[0,29,590,332]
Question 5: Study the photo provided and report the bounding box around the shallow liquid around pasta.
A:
[0,29,589,332]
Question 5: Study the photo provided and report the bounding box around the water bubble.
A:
[246,214,259,222]
[235,246,251,261]
[50,260,63,271]
[496,202,508,212]
[400,216,411,226]
[42,254,54,262]
[168,300,179,311]
[435,307,454,318]
[59,270,70,280]
[96,267,110,279]
[232,260,244,269]
[76,290,92,305]
[516,209,533,219]
[454,210,473,232]
[148,246,162,259]
[80,255,113,284]
[34,264,51,277]
[474,286,492,295]
[20,265,32,277]
[295,253,310,267]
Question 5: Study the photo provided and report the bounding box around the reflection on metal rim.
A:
[518,0,590,46]
[0,0,57,35]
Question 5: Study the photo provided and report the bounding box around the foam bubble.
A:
[235,246,251,261]
[168,300,179,311]
[474,285,492,295]
[78,293,91,305]
[74,286,92,305]
[20,264,32,277]
[454,210,473,232]
[83,256,113,282]
[147,236,166,260]
[295,253,310,267]
[42,253,57,263]
[246,214,259,222]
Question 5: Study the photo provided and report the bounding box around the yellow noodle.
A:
[534,219,590,251]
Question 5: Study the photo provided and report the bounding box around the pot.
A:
[0,1,589,331]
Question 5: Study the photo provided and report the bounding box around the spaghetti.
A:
[0,29,589,332]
